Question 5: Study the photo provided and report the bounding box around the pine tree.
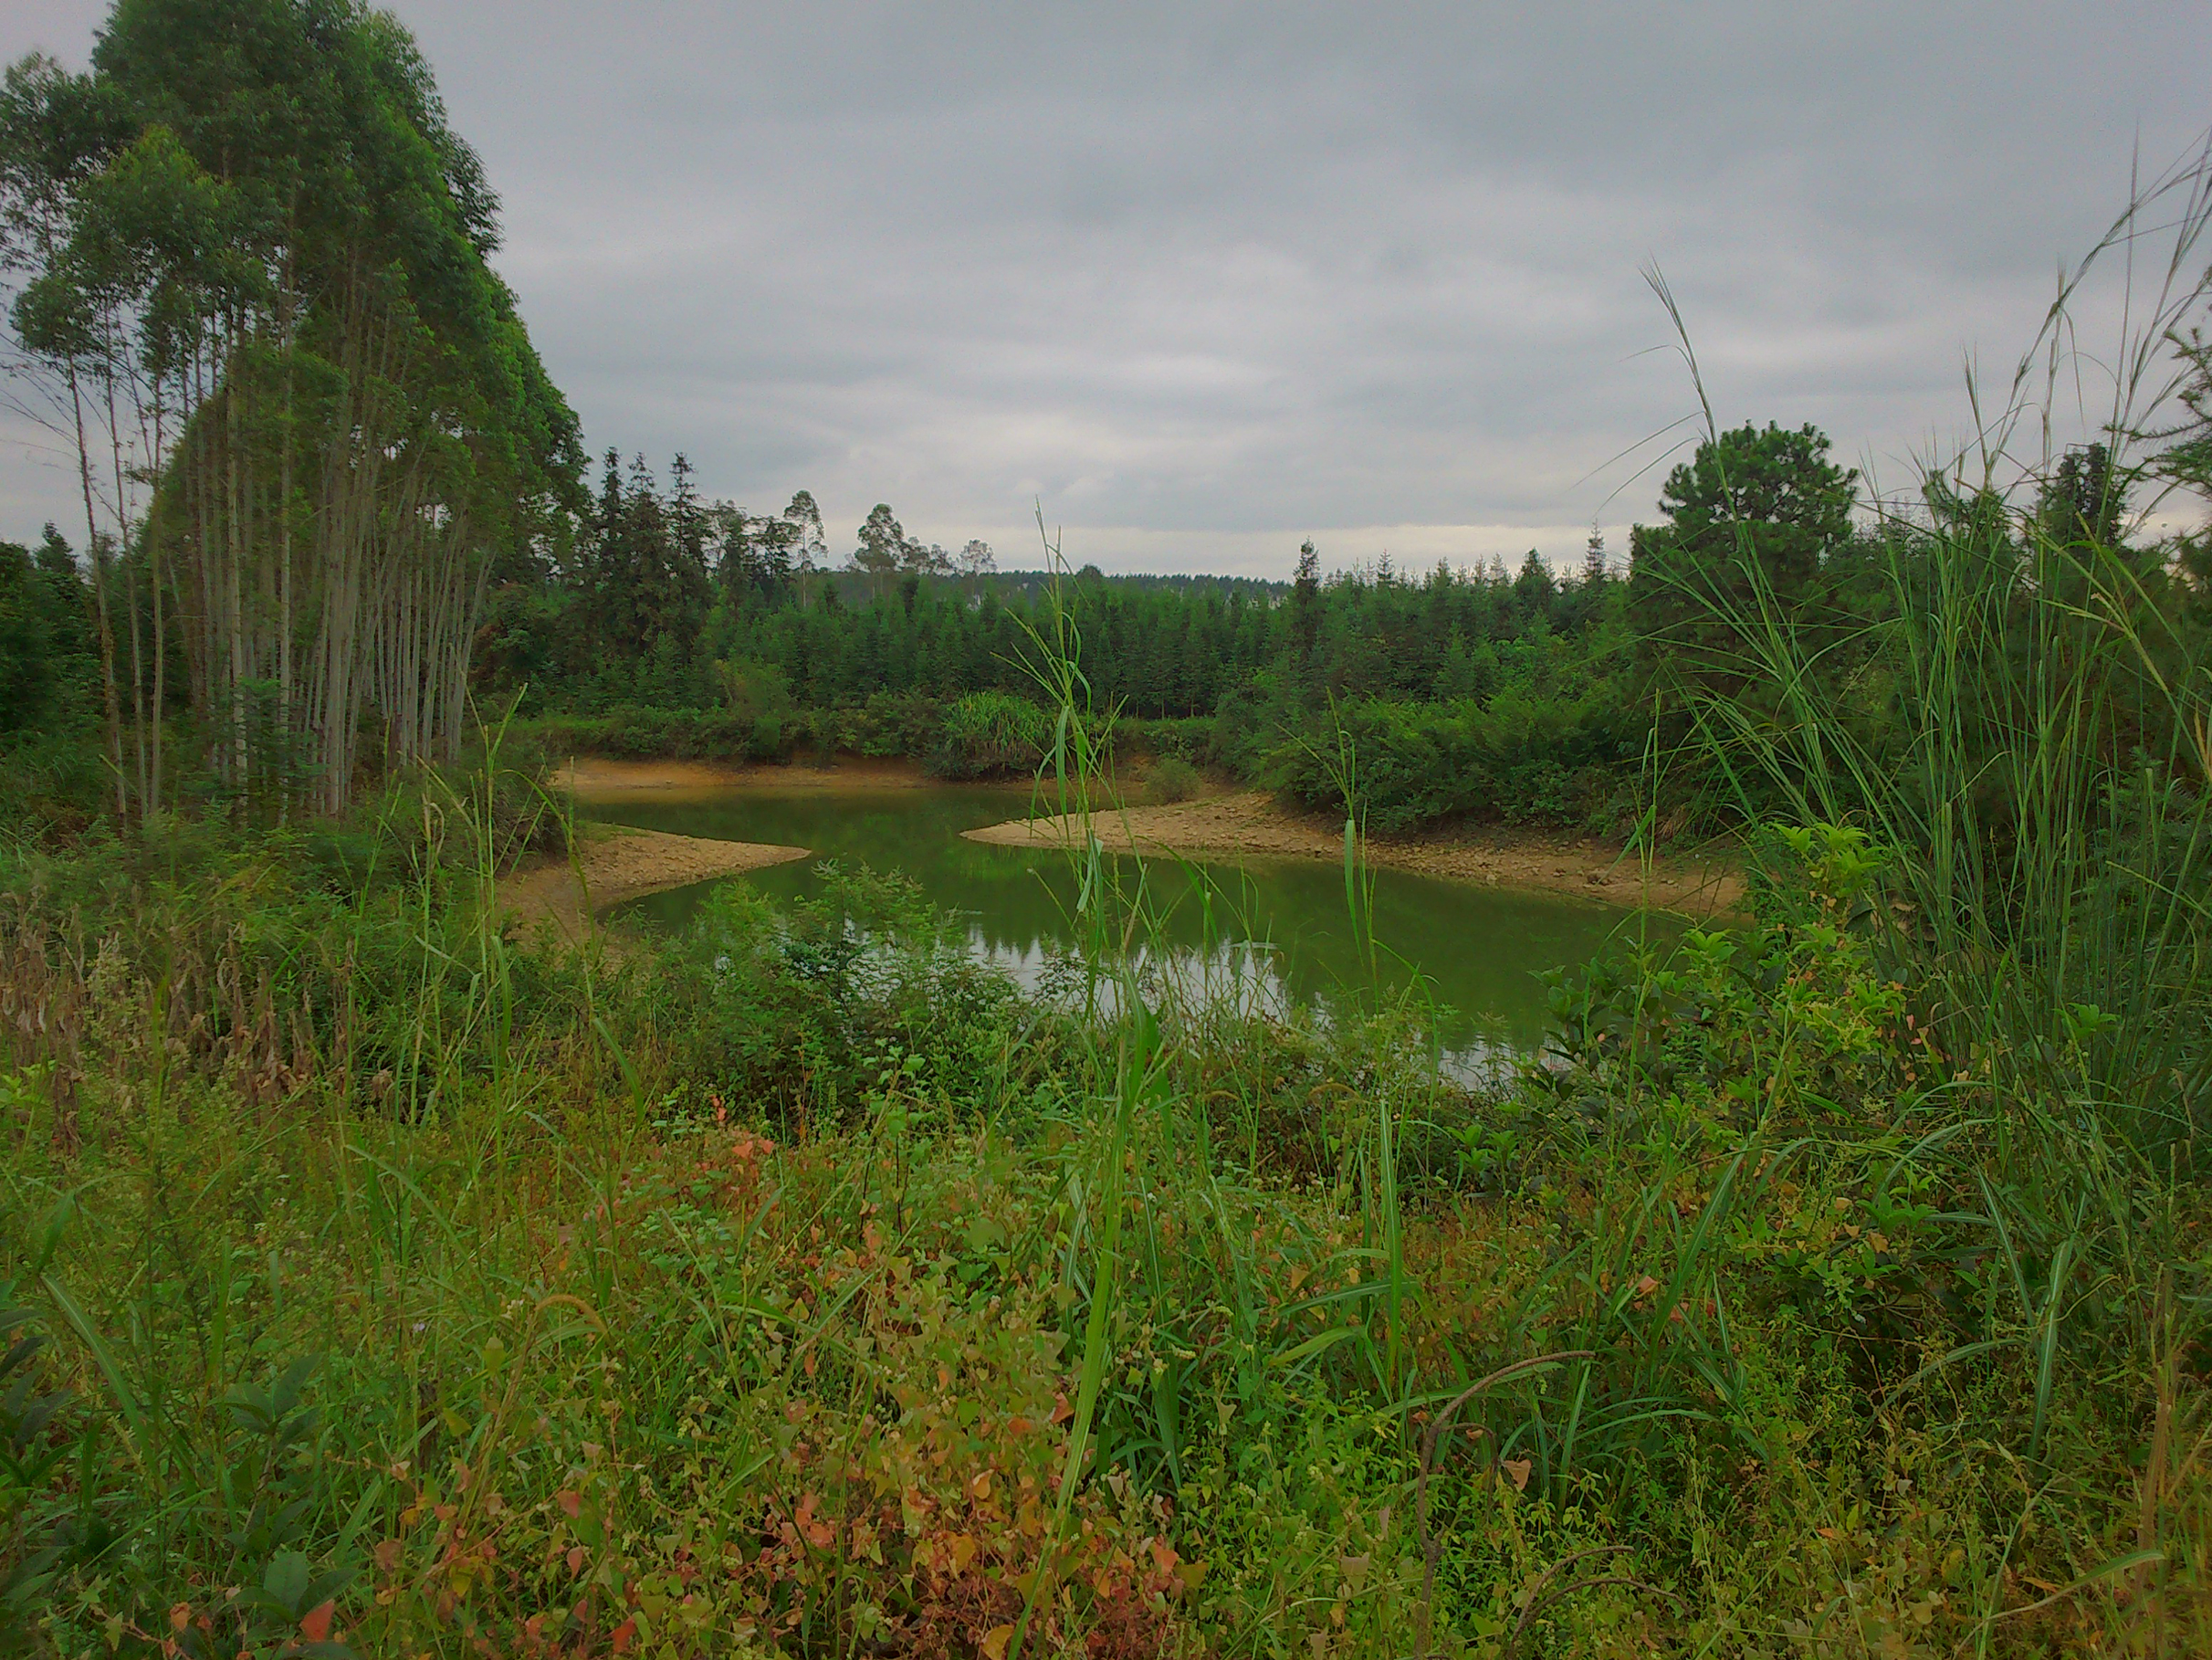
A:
[1583,528,1609,583]
[1289,539,1323,694]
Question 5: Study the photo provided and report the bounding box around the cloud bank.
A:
[5,1,2210,574]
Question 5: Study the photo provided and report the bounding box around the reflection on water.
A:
[592,783,1665,1073]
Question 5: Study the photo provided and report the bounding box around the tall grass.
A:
[1648,142,2212,1147]
[1611,141,2212,1650]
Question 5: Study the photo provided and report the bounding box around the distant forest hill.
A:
[459,422,2209,835]
[16,410,2192,836]
[458,451,1653,826]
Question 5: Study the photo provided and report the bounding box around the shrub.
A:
[931,690,1050,779]
[1264,695,1632,833]
[1113,715,1217,768]
[522,704,795,763]
[1143,755,1200,804]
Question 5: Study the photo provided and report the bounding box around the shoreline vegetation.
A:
[4,5,2212,1656]
[553,755,1743,915]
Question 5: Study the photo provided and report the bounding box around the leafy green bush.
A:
[525,704,794,763]
[1142,755,1200,804]
[1112,715,1217,768]
[931,690,1050,780]
[1263,695,1631,832]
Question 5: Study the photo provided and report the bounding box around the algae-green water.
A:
[588,783,1658,1071]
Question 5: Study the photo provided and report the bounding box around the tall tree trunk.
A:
[151,365,166,817]
[67,364,128,822]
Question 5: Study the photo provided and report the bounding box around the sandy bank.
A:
[554,756,931,802]
[499,823,809,943]
[964,791,1741,916]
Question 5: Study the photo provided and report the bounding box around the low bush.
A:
[1142,755,1200,804]
[1263,694,1633,833]
[1112,716,1217,769]
[525,704,794,763]
[932,690,1051,780]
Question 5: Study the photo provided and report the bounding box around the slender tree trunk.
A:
[152,365,166,816]
[67,364,128,821]
[225,328,248,794]
[278,327,295,814]
[102,341,152,818]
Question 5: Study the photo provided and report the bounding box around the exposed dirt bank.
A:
[554,756,932,801]
[965,791,1742,916]
[499,823,810,944]
[545,755,1739,913]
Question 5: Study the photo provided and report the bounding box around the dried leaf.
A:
[981,1623,1015,1660]
[796,1492,836,1550]
[299,1602,335,1643]
[1501,1457,1532,1492]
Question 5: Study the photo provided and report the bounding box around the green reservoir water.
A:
[589,784,1654,1072]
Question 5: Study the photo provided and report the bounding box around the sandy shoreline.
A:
[546,755,1739,915]
[964,791,1741,915]
[553,755,932,801]
[498,823,809,943]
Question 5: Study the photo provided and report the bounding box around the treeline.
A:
[7,5,2212,846]
[463,447,1653,825]
[468,415,2212,837]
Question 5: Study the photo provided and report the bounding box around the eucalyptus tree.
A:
[1,0,582,816]
[0,52,137,811]
[850,502,907,603]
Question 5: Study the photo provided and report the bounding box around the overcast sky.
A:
[5,2,2211,576]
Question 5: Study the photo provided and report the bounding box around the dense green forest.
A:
[16,405,2204,839]
[6,4,2212,1659]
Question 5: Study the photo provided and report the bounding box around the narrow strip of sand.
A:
[964,791,1741,916]
[553,756,930,801]
[499,823,809,942]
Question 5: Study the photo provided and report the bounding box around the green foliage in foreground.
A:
[0,791,2205,1658]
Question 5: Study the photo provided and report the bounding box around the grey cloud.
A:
[4,1,2209,573]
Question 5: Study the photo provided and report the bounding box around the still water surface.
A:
[590,784,1654,1069]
